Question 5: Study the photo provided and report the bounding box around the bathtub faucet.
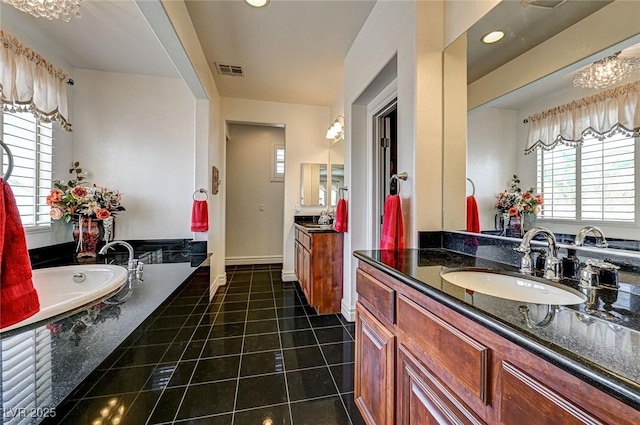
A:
[99,240,144,288]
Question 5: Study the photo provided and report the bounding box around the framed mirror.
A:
[300,163,328,206]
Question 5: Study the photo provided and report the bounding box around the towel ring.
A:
[338,186,348,199]
[193,188,208,200]
[1,139,14,182]
[467,178,475,196]
[390,172,408,185]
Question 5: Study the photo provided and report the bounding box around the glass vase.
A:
[507,214,521,238]
[522,213,537,233]
[73,218,103,259]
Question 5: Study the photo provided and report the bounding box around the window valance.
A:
[0,30,72,131]
[525,80,640,154]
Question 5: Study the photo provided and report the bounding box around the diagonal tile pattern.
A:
[47,264,364,425]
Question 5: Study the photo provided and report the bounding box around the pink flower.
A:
[523,192,532,201]
[71,186,88,200]
[508,207,519,216]
[49,208,64,220]
[534,206,541,215]
[536,194,544,205]
[96,208,111,220]
[46,189,63,206]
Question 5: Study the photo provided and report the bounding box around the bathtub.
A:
[1,264,128,334]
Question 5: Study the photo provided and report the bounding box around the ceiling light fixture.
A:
[573,52,640,89]
[2,0,81,21]
[482,30,504,44]
[325,115,344,140]
[245,0,270,7]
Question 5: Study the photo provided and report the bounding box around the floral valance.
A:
[0,30,72,131]
[525,80,640,154]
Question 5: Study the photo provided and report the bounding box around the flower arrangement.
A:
[47,162,125,223]
[495,175,544,217]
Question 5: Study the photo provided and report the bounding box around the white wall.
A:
[72,69,196,240]
[225,124,285,263]
[467,107,518,232]
[220,97,330,279]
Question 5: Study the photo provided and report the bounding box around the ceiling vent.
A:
[215,63,245,77]
[521,0,567,9]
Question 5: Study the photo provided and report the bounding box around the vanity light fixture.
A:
[245,0,270,7]
[2,0,81,21]
[325,115,345,140]
[482,30,505,44]
[573,52,640,89]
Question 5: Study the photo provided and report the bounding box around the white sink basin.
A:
[440,269,587,305]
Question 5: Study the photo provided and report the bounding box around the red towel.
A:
[1,179,40,329]
[334,199,348,232]
[190,200,209,232]
[466,195,480,233]
[380,194,404,250]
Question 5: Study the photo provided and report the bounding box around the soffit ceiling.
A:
[184,0,376,107]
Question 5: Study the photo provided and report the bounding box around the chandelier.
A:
[2,0,82,22]
[573,52,640,89]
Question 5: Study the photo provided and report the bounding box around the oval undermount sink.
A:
[440,269,587,305]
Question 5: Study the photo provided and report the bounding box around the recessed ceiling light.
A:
[246,0,270,7]
[482,31,505,44]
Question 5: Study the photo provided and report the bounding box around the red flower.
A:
[46,189,63,206]
[96,208,111,220]
[508,207,519,216]
[523,192,532,200]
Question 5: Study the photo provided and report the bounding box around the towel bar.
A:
[0,139,14,182]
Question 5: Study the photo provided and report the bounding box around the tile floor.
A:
[48,264,365,424]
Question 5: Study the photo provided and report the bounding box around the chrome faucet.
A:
[514,227,562,281]
[99,241,143,303]
[574,225,609,248]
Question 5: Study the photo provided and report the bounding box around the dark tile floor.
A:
[48,264,365,424]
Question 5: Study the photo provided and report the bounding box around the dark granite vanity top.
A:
[354,248,640,409]
[294,222,337,233]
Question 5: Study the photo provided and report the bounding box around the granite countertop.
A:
[0,262,198,424]
[294,222,337,233]
[354,248,640,410]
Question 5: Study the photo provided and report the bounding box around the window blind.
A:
[537,144,577,220]
[1,111,53,228]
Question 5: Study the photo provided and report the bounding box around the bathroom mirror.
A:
[446,0,640,243]
[300,163,327,206]
[329,138,345,207]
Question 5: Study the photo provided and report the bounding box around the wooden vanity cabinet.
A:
[355,261,640,425]
[294,225,343,314]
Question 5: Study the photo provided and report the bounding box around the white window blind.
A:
[537,134,636,222]
[271,143,285,182]
[581,135,635,222]
[537,144,577,220]
[1,111,53,229]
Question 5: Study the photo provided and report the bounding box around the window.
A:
[1,110,53,229]
[537,133,635,222]
[271,143,285,182]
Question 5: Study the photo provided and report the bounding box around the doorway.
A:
[373,99,398,246]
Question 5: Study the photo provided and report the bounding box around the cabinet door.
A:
[294,241,300,278]
[302,247,311,304]
[355,302,395,425]
[398,345,485,425]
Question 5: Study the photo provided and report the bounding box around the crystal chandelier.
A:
[2,0,82,22]
[573,52,640,89]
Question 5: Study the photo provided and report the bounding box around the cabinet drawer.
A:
[356,269,395,325]
[397,294,489,404]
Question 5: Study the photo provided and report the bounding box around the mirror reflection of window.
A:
[300,162,327,206]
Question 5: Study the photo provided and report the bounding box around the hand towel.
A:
[334,199,348,232]
[380,194,404,250]
[1,179,40,329]
[191,199,209,232]
[466,195,480,233]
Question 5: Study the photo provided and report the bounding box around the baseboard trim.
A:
[209,272,227,301]
[281,270,297,282]
[341,299,355,322]
[225,255,283,266]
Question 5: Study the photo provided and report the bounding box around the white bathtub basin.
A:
[1,264,128,333]
[440,269,587,305]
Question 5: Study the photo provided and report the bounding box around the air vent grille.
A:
[521,0,567,9]
[216,63,245,77]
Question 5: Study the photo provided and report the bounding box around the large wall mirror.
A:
[449,0,640,243]
[300,163,328,206]
[329,138,345,207]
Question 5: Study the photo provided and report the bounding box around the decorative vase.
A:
[522,213,537,233]
[507,214,521,238]
[73,218,103,258]
[499,212,510,236]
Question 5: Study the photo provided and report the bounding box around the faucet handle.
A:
[579,260,599,288]
[135,262,144,281]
